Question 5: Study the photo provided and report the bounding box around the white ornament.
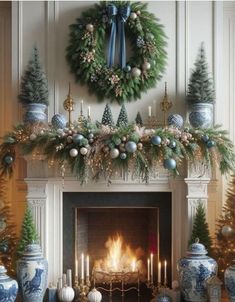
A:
[131,67,141,77]
[110,148,119,159]
[58,285,75,302]
[30,133,37,141]
[86,24,94,32]
[88,288,102,302]
[80,147,88,155]
[69,148,78,157]
[142,62,151,70]
[130,12,137,20]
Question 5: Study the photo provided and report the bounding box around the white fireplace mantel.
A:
[25,158,210,284]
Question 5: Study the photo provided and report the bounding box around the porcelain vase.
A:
[177,240,217,302]
[17,243,48,302]
[0,265,18,302]
[189,103,213,128]
[24,103,47,123]
[224,260,235,302]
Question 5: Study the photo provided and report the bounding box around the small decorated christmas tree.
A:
[101,104,114,127]
[135,112,143,127]
[187,42,215,104]
[189,201,213,255]
[214,175,235,276]
[18,46,49,105]
[17,206,39,256]
[116,104,128,127]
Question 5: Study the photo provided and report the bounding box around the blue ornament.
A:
[168,114,184,129]
[120,153,127,160]
[151,135,162,146]
[124,65,131,72]
[125,141,137,153]
[169,140,176,149]
[73,134,84,144]
[206,140,216,148]
[51,114,67,129]
[4,155,13,165]
[201,134,209,142]
[164,158,176,170]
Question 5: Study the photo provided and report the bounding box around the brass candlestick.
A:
[74,276,91,302]
[63,83,74,128]
[160,82,172,126]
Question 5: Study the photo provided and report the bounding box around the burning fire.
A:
[94,233,146,275]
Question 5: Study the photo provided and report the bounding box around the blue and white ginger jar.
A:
[24,103,47,124]
[177,239,217,302]
[189,103,213,129]
[224,260,235,301]
[17,243,48,302]
[0,265,18,302]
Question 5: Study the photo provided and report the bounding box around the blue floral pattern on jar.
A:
[224,261,235,301]
[0,265,18,302]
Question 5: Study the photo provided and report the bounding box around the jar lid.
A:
[0,265,7,274]
[23,243,42,256]
[187,238,207,255]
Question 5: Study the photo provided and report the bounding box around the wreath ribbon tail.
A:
[119,5,131,69]
[107,4,118,68]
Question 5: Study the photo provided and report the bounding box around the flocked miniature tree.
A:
[17,206,39,257]
[0,178,17,274]
[187,42,215,104]
[18,46,49,105]
[135,112,143,127]
[101,104,114,127]
[189,201,213,255]
[214,175,235,276]
[116,104,128,127]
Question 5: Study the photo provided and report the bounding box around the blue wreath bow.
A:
[107,4,131,69]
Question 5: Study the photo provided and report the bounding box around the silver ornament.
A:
[131,67,141,77]
[30,133,37,141]
[130,12,137,19]
[142,62,151,70]
[80,147,88,155]
[86,24,94,32]
[69,148,78,157]
[125,141,137,153]
[221,225,234,237]
[110,148,119,159]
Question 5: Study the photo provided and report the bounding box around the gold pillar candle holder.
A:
[63,83,74,128]
[73,276,90,302]
[160,82,172,127]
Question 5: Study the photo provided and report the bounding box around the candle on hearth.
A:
[81,253,84,280]
[75,259,78,277]
[148,106,152,117]
[158,261,161,284]
[86,255,89,277]
[66,269,72,287]
[164,260,167,285]
[150,253,153,283]
[88,106,91,118]
[147,258,150,281]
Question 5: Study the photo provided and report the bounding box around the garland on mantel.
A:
[0,122,235,183]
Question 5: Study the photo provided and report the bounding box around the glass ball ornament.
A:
[110,148,119,159]
[151,135,162,146]
[4,155,13,165]
[51,114,67,130]
[130,12,137,19]
[73,134,84,144]
[125,141,137,153]
[201,134,210,142]
[169,140,176,149]
[221,225,234,237]
[86,23,94,32]
[131,67,141,77]
[164,158,176,170]
[120,153,127,160]
[168,114,184,129]
[80,147,88,156]
[137,142,143,150]
[124,65,131,73]
[142,62,151,70]
[206,140,216,148]
[69,148,78,157]
[88,133,94,139]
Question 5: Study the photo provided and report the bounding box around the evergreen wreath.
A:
[66,1,167,104]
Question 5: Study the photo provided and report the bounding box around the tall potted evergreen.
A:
[188,43,215,128]
[18,46,49,123]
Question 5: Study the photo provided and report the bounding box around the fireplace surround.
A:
[24,157,210,285]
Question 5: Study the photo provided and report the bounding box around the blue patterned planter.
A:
[189,103,213,129]
[224,261,235,301]
[177,240,217,302]
[24,103,47,123]
[0,265,18,302]
[17,244,48,302]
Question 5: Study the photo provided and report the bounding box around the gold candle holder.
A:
[73,276,90,302]
[147,116,158,129]
[63,83,74,128]
[160,82,172,127]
